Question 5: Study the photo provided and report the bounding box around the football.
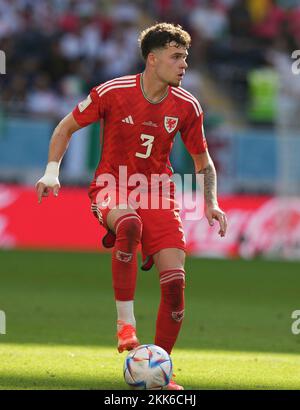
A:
[123,344,173,390]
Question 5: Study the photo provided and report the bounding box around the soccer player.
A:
[36,23,227,390]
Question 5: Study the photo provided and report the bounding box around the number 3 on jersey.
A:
[135,133,154,159]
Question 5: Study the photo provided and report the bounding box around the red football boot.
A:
[165,374,184,390]
[117,320,140,353]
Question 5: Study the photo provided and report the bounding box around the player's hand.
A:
[205,204,227,237]
[36,177,60,204]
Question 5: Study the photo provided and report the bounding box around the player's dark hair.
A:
[138,22,191,61]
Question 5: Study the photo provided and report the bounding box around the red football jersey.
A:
[72,73,207,198]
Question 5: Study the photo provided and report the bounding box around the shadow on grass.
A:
[0,373,293,390]
[1,249,300,355]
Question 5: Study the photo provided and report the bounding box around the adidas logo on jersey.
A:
[122,115,134,124]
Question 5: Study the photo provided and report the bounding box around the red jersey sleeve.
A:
[180,105,207,155]
[72,86,106,127]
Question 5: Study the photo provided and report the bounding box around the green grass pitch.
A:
[0,249,300,390]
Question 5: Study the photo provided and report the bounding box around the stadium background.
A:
[0,0,300,390]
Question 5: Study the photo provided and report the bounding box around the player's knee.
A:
[114,214,142,246]
[160,269,185,313]
[160,269,185,291]
[163,276,185,299]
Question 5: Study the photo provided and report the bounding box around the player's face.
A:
[153,42,188,87]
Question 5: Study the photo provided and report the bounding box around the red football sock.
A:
[112,214,142,301]
[155,269,185,354]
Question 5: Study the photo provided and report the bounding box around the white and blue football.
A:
[123,344,173,390]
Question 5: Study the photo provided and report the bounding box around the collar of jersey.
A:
[140,72,169,104]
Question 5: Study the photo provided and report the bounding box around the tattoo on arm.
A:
[197,162,218,206]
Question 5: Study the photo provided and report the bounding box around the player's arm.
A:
[191,150,227,237]
[36,87,103,203]
[179,100,227,236]
[36,113,82,203]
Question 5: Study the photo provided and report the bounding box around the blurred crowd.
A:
[0,0,300,121]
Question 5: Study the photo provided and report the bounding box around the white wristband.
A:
[45,161,60,178]
[37,161,60,187]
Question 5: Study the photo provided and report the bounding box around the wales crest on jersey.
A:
[164,116,178,133]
